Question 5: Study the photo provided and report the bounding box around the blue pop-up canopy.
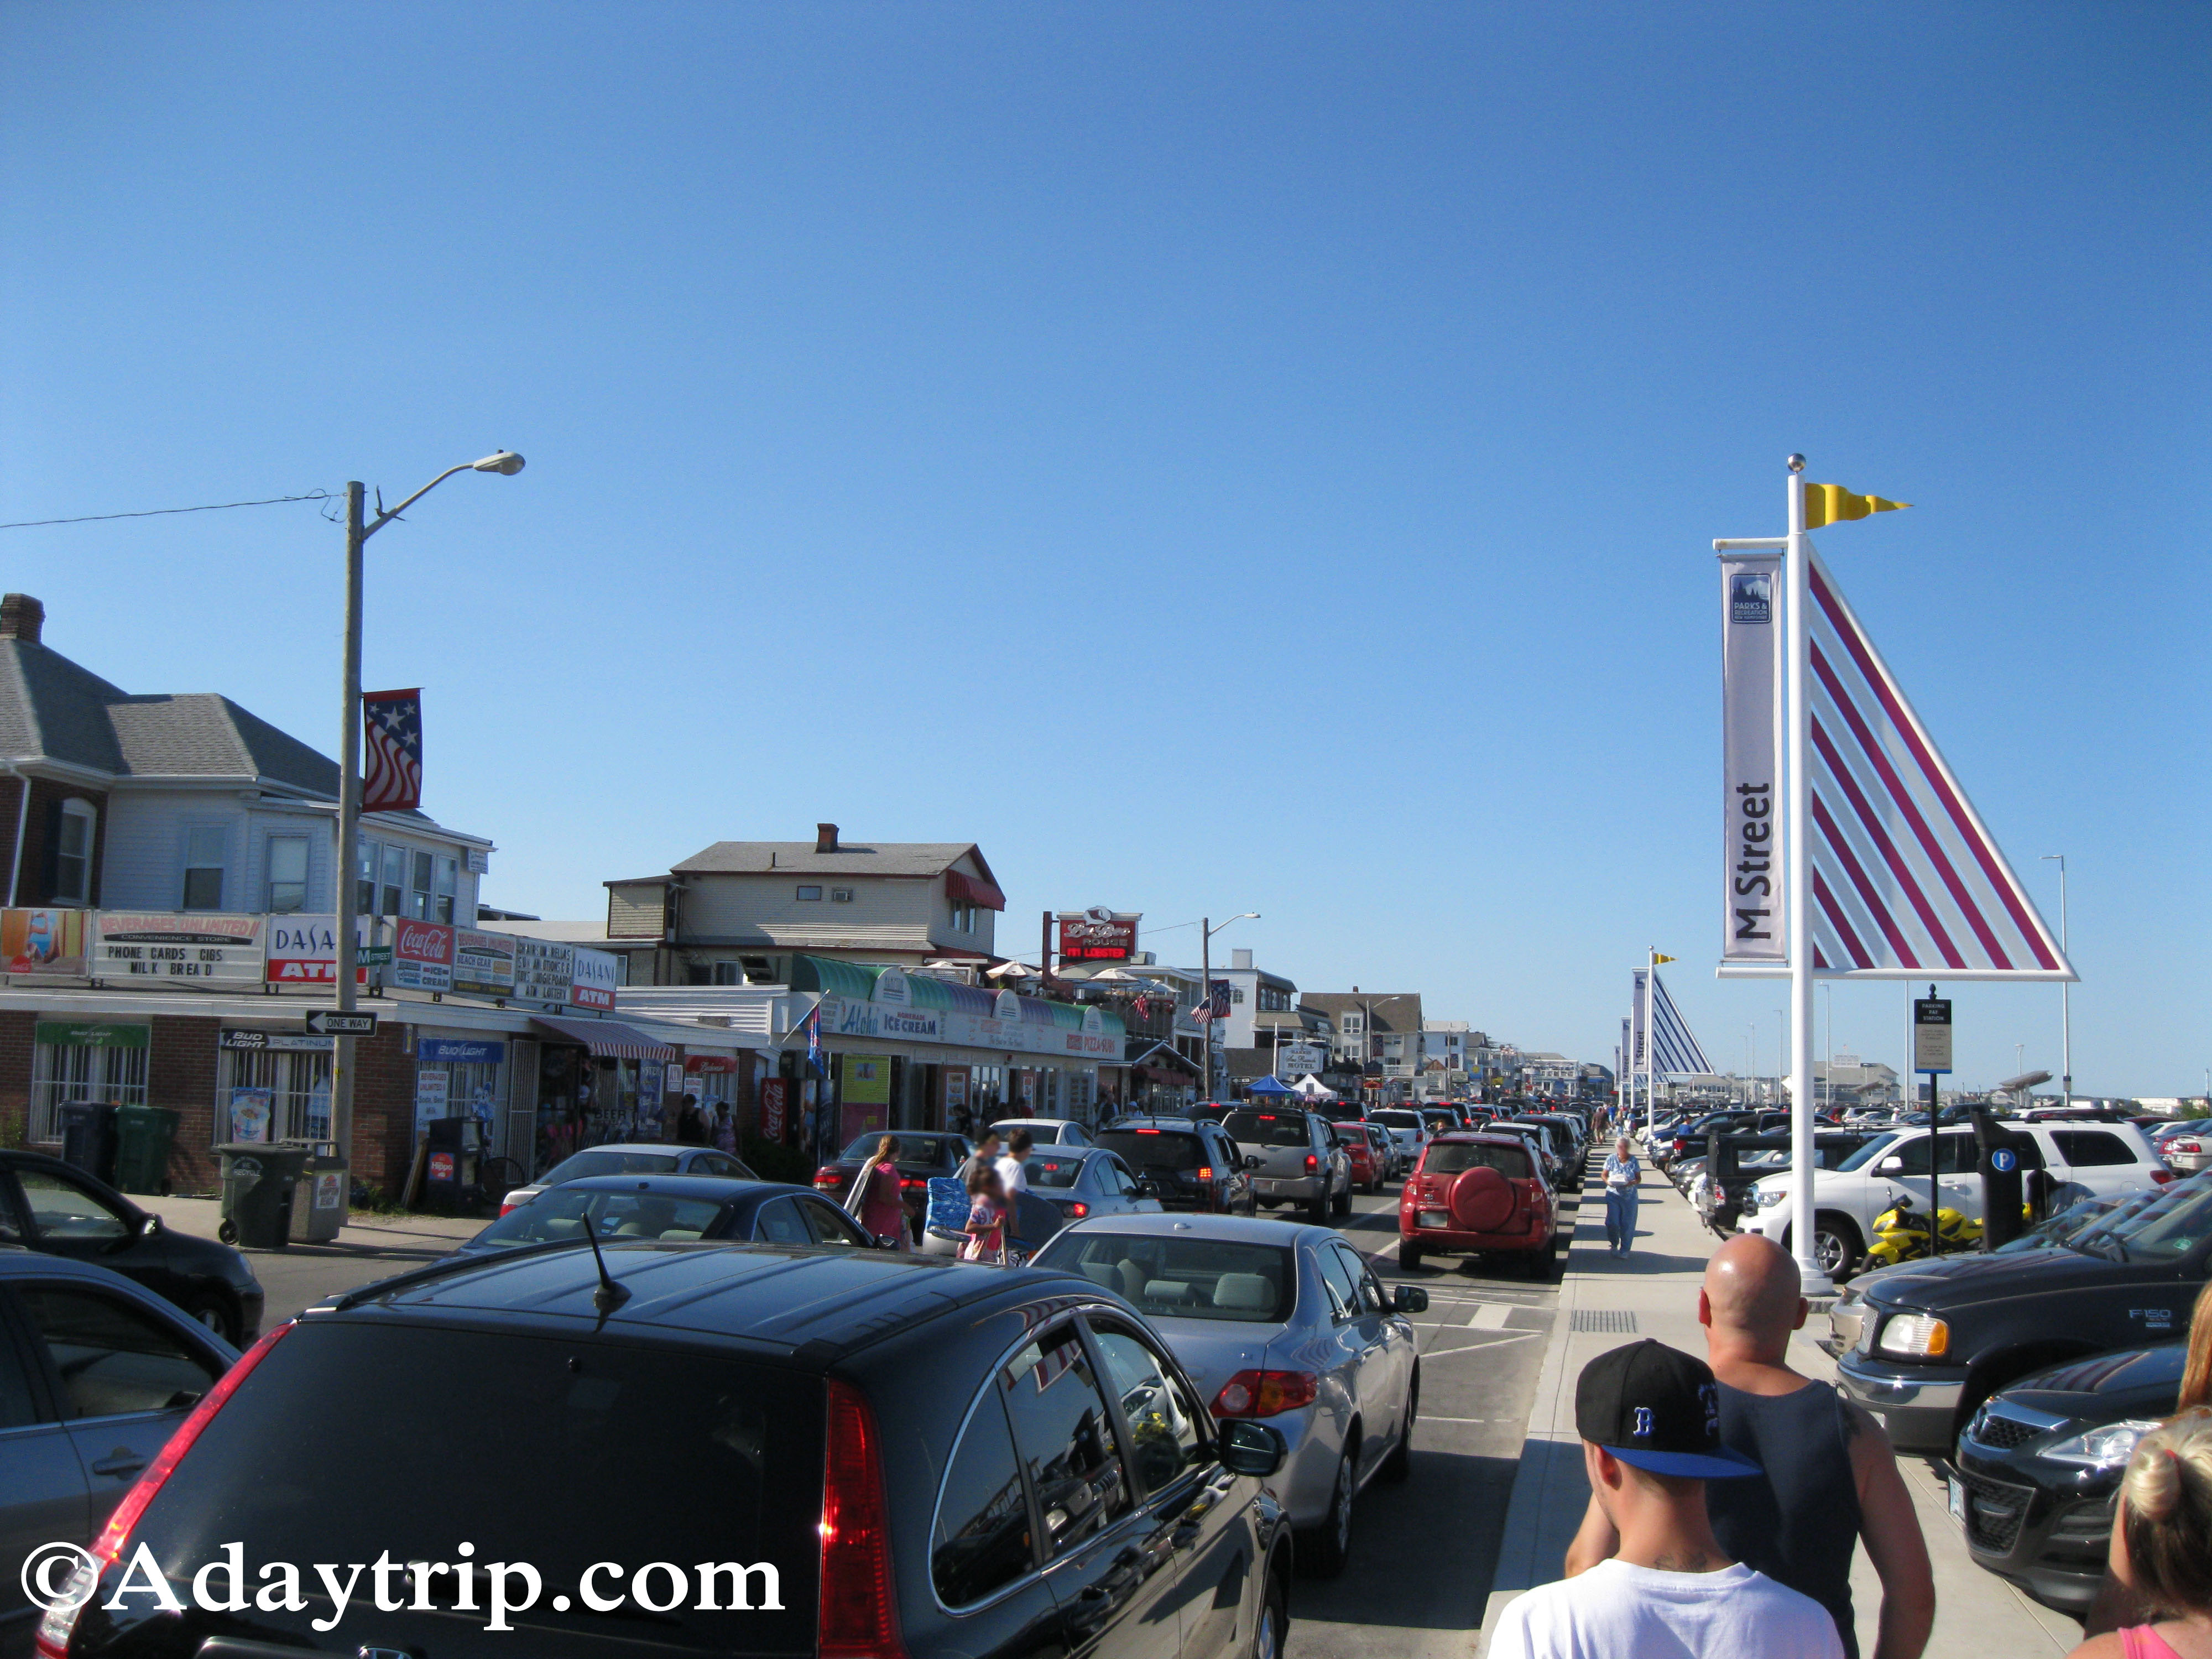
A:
[1243,1075,1295,1097]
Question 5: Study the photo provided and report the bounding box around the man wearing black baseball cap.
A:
[1488,1341,1843,1659]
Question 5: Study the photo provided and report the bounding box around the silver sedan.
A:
[1031,1212,1427,1579]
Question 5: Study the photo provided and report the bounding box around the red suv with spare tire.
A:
[1398,1131,1557,1279]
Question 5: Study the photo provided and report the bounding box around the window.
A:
[998,1323,1130,1558]
[18,1168,132,1243]
[713,961,745,985]
[54,799,96,904]
[1229,988,1246,1004]
[2055,1130,2139,1168]
[405,849,432,919]
[356,838,378,916]
[221,1046,333,1142]
[1314,1242,1364,1321]
[753,1197,811,1245]
[799,1197,869,1246]
[796,885,822,901]
[265,834,309,914]
[29,1030,149,1142]
[379,844,405,917]
[1333,1242,1388,1314]
[933,1388,1034,1605]
[435,855,458,924]
[1088,1324,1205,1496]
[181,827,226,910]
[951,903,977,933]
[18,1289,218,1420]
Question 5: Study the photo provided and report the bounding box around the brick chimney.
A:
[816,822,839,854]
[0,594,44,644]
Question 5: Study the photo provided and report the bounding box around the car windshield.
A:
[1026,1154,1088,1189]
[1834,1131,1902,1172]
[1424,1141,1531,1178]
[469,1186,726,1249]
[1373,1112,1421,1130]
[1037,1233,1297,1324]
[541,1149,680,1183]
[1097,1129,1207,1172]
[1995,1193,2125,1254]
[2077,1175,2212,1264]
[1223,1112,1310,1148]
[836,1133,960,1165]
[113,1322,823,1655]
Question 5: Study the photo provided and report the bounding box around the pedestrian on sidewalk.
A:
[1490,1340,1840,1659]
[711,1102,738,1156]
[1564,1234,1934,1659]
[1602,1138,1641,1254]
[960,1165,1009,1264]
[996,1128,1034,1197]
[2064,1407,2212,1659]
[851,1134,912,1252]
[958,1129,1002,1188]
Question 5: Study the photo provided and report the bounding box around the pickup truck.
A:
[1827,1170,2212,1455]
[1220,1108,1353,1225]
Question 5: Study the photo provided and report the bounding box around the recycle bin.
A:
[288,1142,350,1244]
[58,1102,121,1187]
[215,1142,311,1249]
[113,1104,180,1196]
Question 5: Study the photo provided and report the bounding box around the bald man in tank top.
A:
[1565,1234,1936,1659]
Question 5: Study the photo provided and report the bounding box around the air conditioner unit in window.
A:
[831,887,854,903]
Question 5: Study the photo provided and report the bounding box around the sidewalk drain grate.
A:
[1571,1310,1639,1333]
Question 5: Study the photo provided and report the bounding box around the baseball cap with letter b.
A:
[1575,1339,1761,1479]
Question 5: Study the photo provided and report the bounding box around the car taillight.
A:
[2152,1168,2176,1184]
[1213,1370,1319,1418]
[815,1166,845,1189]
[37,1321,296,1659]
[1305,1154,1318,1174]
[1196,1166,1214,1180]
[499,1199,521,1217]
[819,1378,904,1659]
[1066,1201,1089,1218]
[899,1177,927,1190]
[2173,1141,2201,1155]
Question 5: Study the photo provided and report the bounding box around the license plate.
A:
[1949,1477,1965,1523]
[1417,1212,1448,1228]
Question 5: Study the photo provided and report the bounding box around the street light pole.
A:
[329,452,524,1178]
[1197,913,1258,1105]
[2042,855,2070,1104]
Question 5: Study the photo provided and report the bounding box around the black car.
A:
[1832,1171,2212,1455]
[1507,1118,1582,1191]
[452,1174,875,1256]
[0,1149,263,1344]
[811,1130,973,1238]
[1094,1118,1256,1214]
[1952,1342,2183,1615]
[40,1241,1295,1659]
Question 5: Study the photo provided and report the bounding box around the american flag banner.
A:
[361,689,424,813]
[1192,979,1230,1023]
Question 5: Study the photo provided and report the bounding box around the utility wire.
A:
[0,489,336,530]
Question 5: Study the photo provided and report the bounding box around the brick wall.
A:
[351,1026,418,1193]
[148,1016,220,1192]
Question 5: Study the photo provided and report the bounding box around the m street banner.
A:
[1720,551,1785,963]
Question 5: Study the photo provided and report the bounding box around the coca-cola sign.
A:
[1056,907,1140,962]
[390,920,455,993]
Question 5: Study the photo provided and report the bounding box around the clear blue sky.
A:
[3,4,2205,1094]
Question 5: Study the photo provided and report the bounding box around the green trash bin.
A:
[113,1104,180,1196]
[215,1142,311,1249]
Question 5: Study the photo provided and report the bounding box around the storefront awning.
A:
[531,1016,678,1060]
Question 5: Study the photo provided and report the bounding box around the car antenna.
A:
[578,1211,630,1318]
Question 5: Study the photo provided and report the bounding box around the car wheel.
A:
[1297,1446,1357,1579]
[1250,1559,1288,1659]
[1380,1368,1417,1483]
[1400,1241,1423,1271]
[181,1291,239,1345]
[1308,1191,1330,1227]
[1806,1214,1865,1280]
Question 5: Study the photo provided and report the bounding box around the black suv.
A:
[1830,1171,2212,1455]
[1094,1118,1255,1214]
[41,1239,1294,1659]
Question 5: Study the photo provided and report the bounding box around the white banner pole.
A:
[1785,457,1830,1293]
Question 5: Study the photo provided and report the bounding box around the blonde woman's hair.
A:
[874,1135,900,1165]
[2119,1406,2212,1614]
[2177,1279,2212,1413]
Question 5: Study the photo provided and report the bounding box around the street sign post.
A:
[1913,990,1953,1253]
[357,945,393,967]
[306,1010,379,1038]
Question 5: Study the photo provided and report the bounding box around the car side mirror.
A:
[138,1213,162,1238]
[1391,1285,1429,1313]
[1877,1156,1903,1174]
[1243,1154,1263,1171]
[1218,1419,1287,1478]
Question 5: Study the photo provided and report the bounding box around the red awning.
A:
[943,869,1006,912]
[531,1016,678,1061]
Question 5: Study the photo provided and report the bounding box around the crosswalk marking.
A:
[1466,1303,1513,1329]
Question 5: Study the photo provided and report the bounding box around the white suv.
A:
[1744,1120,2170,1279]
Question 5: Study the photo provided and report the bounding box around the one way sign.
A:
[305,1010,379,1037]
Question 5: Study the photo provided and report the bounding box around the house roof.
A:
[669,840,995,883]
[1298,992,1425,1033]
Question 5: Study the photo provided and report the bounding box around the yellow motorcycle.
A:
[1865,1191,1983,1268]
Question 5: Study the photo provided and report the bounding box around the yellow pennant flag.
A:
[1804,482,1911,529]
[1652,953,1677,965]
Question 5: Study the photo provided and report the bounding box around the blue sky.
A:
[3,4,2205,1093]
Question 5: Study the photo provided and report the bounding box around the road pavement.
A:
[1285,1177,1574,1659]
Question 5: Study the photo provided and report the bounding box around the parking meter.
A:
[1971,1107,2033,1250]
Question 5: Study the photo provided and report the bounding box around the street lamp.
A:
[331,453,526,1176]
[2041,855,2070,1105]
[1199,914,1258,1104]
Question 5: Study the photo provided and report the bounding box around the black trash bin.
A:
[59,1102,121,1186]
[215,1142,311,1249]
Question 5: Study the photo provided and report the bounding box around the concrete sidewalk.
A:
[137,1191,484,1250]
[1476,1171,2083,1657]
